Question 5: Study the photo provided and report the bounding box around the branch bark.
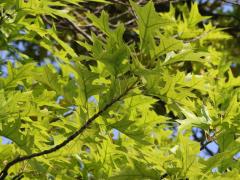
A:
[0,81,137,180]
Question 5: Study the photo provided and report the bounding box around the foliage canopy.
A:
[0,0,239,179]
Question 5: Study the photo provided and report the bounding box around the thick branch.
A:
[0,81,137,180]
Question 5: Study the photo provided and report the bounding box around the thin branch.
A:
[200,140,213,151]
[222,0,240,6]
[160,173,169,179]
[204,145,215,156]
[49,109,75,123]
[12,172,24,180]
[42,15,92,42]
[110,0,129,6]
[201,11,240,22]
[94,4,108,14]
[110,8,131,21]
[154,0,186,4]
[182,30,212,43]
[68,20,92,42]
[0,81,138,180]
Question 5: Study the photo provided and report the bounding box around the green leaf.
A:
[154,34,184,58]
[130,0,172,52]
[187,2,210,27]
[4,62,35,89]
[87,11,111,35]
[33,65,62,93]
[162,51,209,66]
[177,106,210,132]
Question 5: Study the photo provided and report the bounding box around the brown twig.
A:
[68,20,93,42]
[42,15,92,42]
[110,0,129,6]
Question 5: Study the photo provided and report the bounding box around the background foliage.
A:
[0,0,239,179]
